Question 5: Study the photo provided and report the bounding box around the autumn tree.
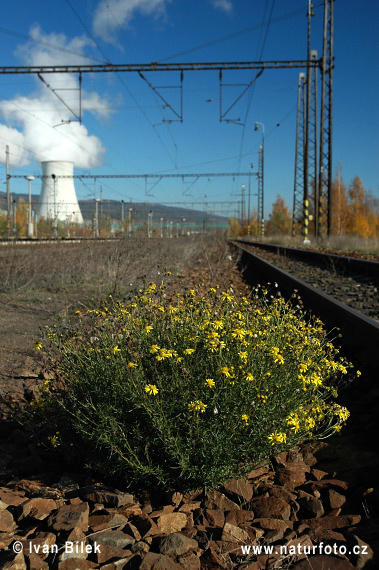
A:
[330,173,379,238]
[266,194,292,235]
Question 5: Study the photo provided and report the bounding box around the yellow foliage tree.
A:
[266,195,292,235]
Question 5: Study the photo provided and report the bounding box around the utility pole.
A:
[128,207,133,237]
[6,145,11,237]
[241,184,245,225]
[303,0,315,244]
[292,73,306,236]
[25,176,35,238]
[121,200,125,232]
[94,199,99,237]
[100,185,103,234]
[52,174,58,238]
[318,0,334,236]
[255,122,265,237]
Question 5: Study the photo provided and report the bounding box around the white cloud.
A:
[0,27,113,168]
[93,0,169,42]
[211,0,233,14]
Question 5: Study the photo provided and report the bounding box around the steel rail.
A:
[233,239,379,280]
[229,240,379,374]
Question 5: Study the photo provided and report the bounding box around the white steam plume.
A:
[0,25,113,168]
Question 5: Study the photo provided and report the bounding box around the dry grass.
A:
[0,236,206,300]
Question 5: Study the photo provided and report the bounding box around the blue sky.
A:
[0,0,378,220]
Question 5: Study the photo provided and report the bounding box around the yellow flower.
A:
[145,384,159,395]
[221,366,232,378]
[184,348,195,355]
[49,432,61,448]
[150,345,160,354]
[268,431,287,445]
[274,353,284,365]
[205,378,215,388]
[128,362,138,368]
[245,372,254,381]
[238,351,248,362]
[212,320,223,330]
[113,346,121,354]
[34,341,43,351]
[145,325,153,333]
[334,405,350,422]
[188,400,207,413]
[241,414,249,425]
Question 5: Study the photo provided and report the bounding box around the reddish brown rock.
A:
[221,521,250,543]
[96,544,133,564]
[177,551,201,570]
[0,489,26,507]
[47,502,89,532]
[165,490,183,506]
[79,488,136,508]
[88,511,128,532]
[297,494,325,518]
[88,529,135,549]
[251,496,291,520]
[16,497,57,521]
[155,512,187,534]
[133,514,159,537]
[204,489,240,512]
[0,509,16,532]
[58,558,98,569]
[311,468,329,481]
[150,505,176,517]
[328,489,347,510]
[224,509,254,527]
[140,552,183,569]
[131,541,150,555]
[15,479,62,500]
[303,479,349,493]
[200,546,226,569]
[160,532,198,556]
[123,522,141,541]
[248,466,270,480]
[253,517,292,532]
[119,503,142,518]
[301,514,361,531]
[24,552,49,570]
[2,552,27,570]
[276,465,308,489]
[222,478,253,502]
[179,501,201,513]
[292,555,355,569]
[204,509,224,528]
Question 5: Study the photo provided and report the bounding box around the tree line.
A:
[229,174,379,238]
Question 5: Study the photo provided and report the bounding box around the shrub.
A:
[36,280,356,491]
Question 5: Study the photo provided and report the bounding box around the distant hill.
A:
[0,192,229,229]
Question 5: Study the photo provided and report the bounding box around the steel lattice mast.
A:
[317,0,334,237]
[292,73,306,236]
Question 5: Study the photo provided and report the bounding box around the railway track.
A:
[229,239,379,375]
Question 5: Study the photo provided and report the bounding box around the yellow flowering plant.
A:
[35,281,356,490]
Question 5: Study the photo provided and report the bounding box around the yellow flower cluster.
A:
[49,279,355,461]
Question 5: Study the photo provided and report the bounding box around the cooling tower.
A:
[38,161,83,224]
